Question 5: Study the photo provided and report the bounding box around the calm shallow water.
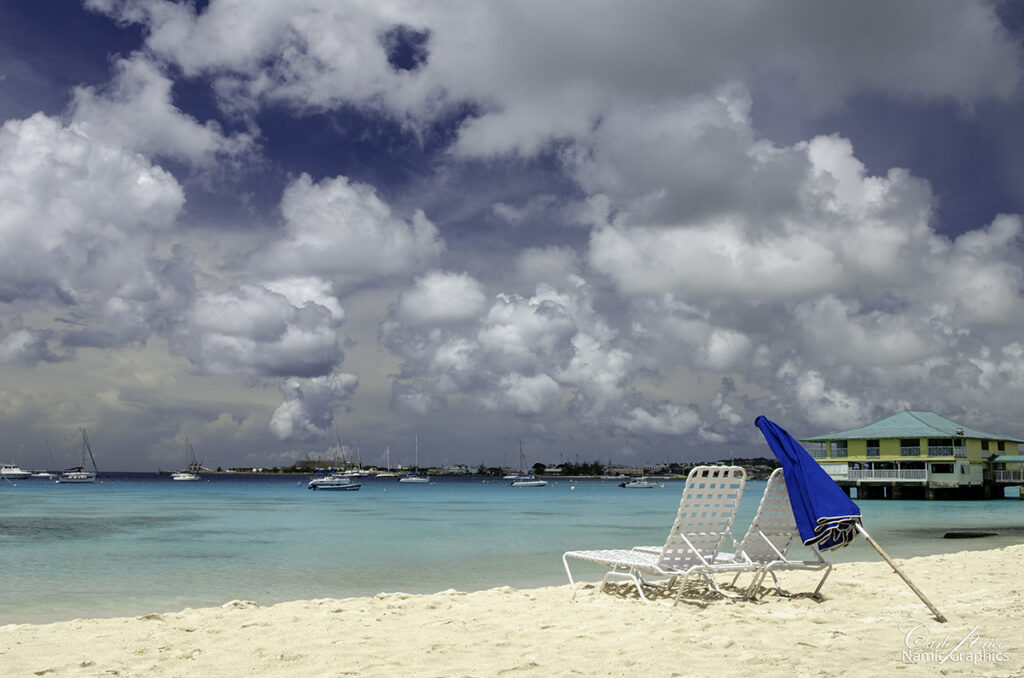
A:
[1,473,1022,624]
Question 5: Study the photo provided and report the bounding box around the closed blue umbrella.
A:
[754,415,861,550]
[755,415,946,622]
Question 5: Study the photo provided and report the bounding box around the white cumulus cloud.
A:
[256,173,444,289]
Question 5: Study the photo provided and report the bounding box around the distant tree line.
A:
[226,456,779,476]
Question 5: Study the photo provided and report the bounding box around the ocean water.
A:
[1,473,1022,624]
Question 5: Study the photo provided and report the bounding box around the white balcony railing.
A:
[993,470,1024,482]
[848,469,928,481]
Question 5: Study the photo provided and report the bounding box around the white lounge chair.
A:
[724,468,833,599]
[562,465,755,604]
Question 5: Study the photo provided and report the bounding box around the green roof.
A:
[992,455,1024,463]
[800,411,1024,443]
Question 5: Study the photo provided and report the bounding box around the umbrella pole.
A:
[855,524,947,623]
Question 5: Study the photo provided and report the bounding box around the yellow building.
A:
[800,410,1024,500]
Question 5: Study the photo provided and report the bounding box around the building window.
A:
[998,441,1005,451]
[832,440,848,458]
[866,439,880,458]
[930,463,954,474]
[900,439,920,457]
[981,440,989,451]
[927,438,954,457]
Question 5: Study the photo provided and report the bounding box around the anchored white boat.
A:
[57,429,98,484]
[510,441,547,487]
[31,442,59,478]
[308,473,362,491]
[375,447,398,477]
[511,475,547,487]
[1,463,31,480]
[398,435,430,483]
[171,439,202,481]
[619,477,657,488]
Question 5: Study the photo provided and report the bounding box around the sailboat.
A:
[171,439,202,481]
[57,428,98,483]
[30,441,59,478]
[398,435,430,483]
[511,441,547,487]
[375,447,398,477]
[334,433,369,477]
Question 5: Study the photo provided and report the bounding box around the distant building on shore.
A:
[800,410,1024,500]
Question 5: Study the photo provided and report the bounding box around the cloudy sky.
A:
[2,0,1023,472]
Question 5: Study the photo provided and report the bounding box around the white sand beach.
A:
[2,545,1021,677]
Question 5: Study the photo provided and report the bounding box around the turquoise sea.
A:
[2,473,1022,625]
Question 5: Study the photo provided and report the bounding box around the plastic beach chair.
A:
[562,465,755,604]
[724,468,833,599]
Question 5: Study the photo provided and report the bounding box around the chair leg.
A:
[748,567,769,600]
[767,570,792,597]
[603,567,649,602]
[762,564,832,600]
[672,572,697,606]
[735,568,764,601]
[562,554,579,600]
[812,564,833,598]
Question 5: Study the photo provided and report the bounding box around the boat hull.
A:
[56,473,96,484]
[619,478,657,488]
[308,475,362,490]
[510,475,548,487]
[1,465,31,480]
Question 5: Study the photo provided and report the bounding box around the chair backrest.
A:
[657,465,746,570]
[735,468,806,563]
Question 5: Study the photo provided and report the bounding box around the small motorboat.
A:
[1,463,32,480]
[308,473,362,491]
[619,477,657,488]
[511,475,548,487]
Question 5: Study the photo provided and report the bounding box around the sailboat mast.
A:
[45,439,57,468]
[335,431,347,469]
[80,428,98,472]
[186,437,199,471]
